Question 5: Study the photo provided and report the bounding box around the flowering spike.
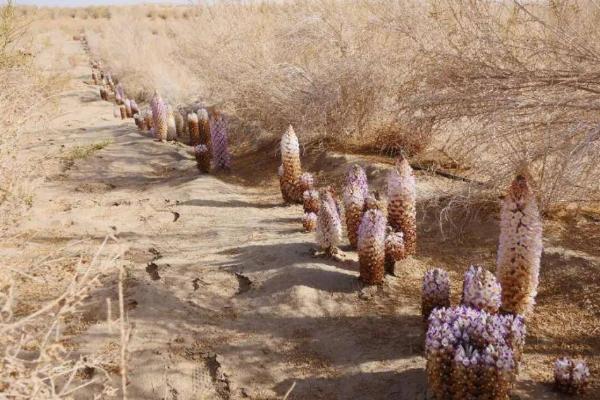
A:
[343,165,368,249]
[279,125,303,203]
[554,358,590,394]
[143,109,153,132]
[209,112,231,170]
[194,145,211,173]
[115,83,125,105]
[303,189,320,214]
[346,164,369,199]
[124,99,132,118]
[422,268,450,320]
[173,109,184,138]
[365,192,385,212]
[357,209,386,285]
[197,108,211,148]
[119,105,126,120]
[387,156,417,255]
[150,91,168,142]
[462,265,501,314]
[130,100,139,116]
[496,174,543,316]
[384,231,405,274]
[426,306,525,399]
[99,86,108,101]
[133,113,143,130]
[105,72,114,91]
[166,105,177,141]
[187,112,200,146]
[302,212,317,232]
[316,189,342,256]
[298,172,314,194]
[278,165,290,203]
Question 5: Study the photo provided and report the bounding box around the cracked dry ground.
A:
[5,32,599,399]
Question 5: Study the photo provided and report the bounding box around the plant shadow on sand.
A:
[274,368,427,399]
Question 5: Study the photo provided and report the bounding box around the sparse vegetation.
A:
[65,140,112,161]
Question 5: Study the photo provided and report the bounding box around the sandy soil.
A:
[3,32,599,400]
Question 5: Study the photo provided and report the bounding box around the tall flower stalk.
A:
[422,268,450,320]
[150,91,168,142]
[384,231,405,274]
[188,112,199,146]
[303,189,320,214]
[166,105,177,141]
[209,112,231,170]
[387,155,417,255]
[357,209,386,285]
[279,125,302,203]
[316,189,342,256]
[343,164,368,249]
[173,109,184,138]
[554,358,590,394]
[198,108,211,149]
[496,174,543,316]
[302,212,317,232]
[462,265,501,314]
[194,144,211,173]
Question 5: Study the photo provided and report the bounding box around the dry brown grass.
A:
[70,0,600,211]
[81,1,411,147]
[0,1,65,230]
[0,237,128,399]
[393,0,600,209]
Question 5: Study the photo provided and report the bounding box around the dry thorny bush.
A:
[0,1,64,230]
[79,0,600,211]
[0,238,126,399]
[390,0,600,209]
